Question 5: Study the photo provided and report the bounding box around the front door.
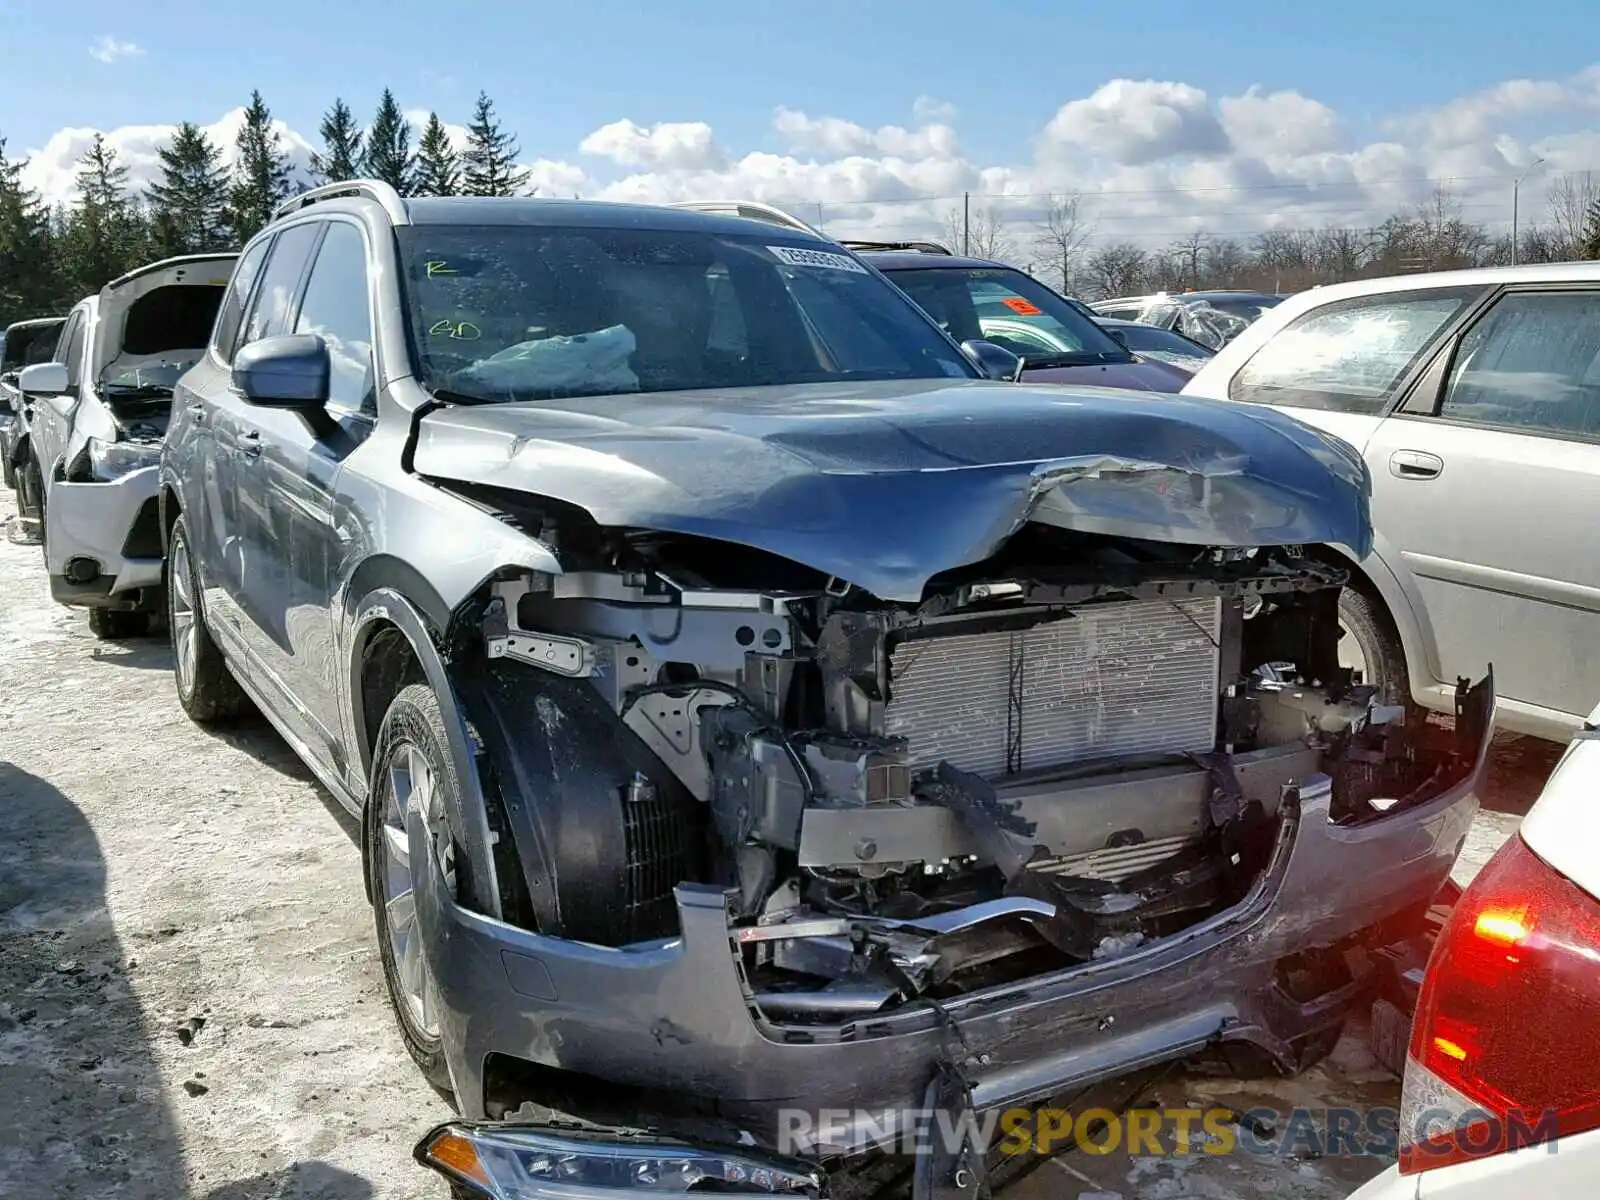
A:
[1365,287,1600,722]
[235,220,376,777]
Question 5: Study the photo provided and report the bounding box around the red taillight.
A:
[1399,832,1600,1174]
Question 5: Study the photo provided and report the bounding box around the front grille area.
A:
[884,598,1222,779]
[121,497,162,559]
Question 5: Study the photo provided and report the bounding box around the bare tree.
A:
[1204,238,1248,288]
[1168,229,1209,290]
[1032,193,1093,294]
[1082,242,1148,299]
[941,204,1018,263]
[1547,172,1598,258]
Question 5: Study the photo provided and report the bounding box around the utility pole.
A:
[963,191,970,256]
[1512,157,1546,265]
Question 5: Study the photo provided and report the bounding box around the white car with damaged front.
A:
[15,253,236,639]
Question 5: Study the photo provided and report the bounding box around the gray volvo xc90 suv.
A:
[159,181,1493,1197]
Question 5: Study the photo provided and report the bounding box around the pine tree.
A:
[1583,197,1600,260]
[310,98,364,186]
[362,89,416,195]
[228,90,293,242]
[58,134,147,296]
[461,91,530,197]
[0,134,58,317]
[414,113,460,197]
[146,122,231,257]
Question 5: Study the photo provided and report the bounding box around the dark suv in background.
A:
[843,240,1194,391]
[159,182,1490,1198]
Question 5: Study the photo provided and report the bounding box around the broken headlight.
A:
[415,1123,824,1198]
[87,436,160,480]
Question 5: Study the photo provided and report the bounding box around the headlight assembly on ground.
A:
[87,436,161,480]
[414,1122,825,1198]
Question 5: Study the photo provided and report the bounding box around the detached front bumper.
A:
[45,465,163,609]
[415,679,1495,1158]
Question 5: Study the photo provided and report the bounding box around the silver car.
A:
[15,253,235,638]
[1,315,66,502]
[1182,262,1600,742]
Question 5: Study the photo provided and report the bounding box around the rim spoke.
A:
[383,823,410,869]
[386,886,417,934]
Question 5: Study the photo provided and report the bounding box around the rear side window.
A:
[238,223,322,350]
[1439,291,1600,439]
[1229,290,1477,414]
[211,238,271,362]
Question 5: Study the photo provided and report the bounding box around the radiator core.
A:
[883,598,1222,779]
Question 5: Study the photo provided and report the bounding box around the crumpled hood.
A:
[414,378,1371,602]
[1021,357,1194,392]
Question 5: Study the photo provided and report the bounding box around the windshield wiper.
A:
[102,384,175,400]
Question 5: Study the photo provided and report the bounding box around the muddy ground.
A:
[0,486,1564,1200]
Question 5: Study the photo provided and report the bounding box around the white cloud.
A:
[1040,80,1230,165]
[579,119,726,171]
[14,64,1600,253]
[89,36,143,64]
[404,108,471,154]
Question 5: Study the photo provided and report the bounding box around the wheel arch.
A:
[346,577,502,920]
[1309,539,1443,706]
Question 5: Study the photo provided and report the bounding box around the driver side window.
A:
[62,313,87,391]
[293,222,377,416]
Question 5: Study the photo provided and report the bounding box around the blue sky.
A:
[4,0,1599,164]
[5,0,1600,248]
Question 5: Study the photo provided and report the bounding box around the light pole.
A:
[1512,157,1546,264]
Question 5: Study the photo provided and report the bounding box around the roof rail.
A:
[837,239,952,255]
[669,200,825,239]
[273,179,409,225]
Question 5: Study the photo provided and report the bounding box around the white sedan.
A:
[1351,703,1600,1197]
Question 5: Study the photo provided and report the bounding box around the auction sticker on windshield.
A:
[768,245,868,273]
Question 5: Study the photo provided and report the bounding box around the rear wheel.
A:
[168,515,248,723]
[367,682,456,1096]
[87,607,148,640]
[1,444,14,490]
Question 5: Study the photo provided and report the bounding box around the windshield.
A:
[883,266,1131,368]
[1203,296,1283,322]
[396,225,977,402]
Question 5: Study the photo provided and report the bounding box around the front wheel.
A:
[367,682,457,1096]
[168,515,248,723]
[1338,585,1410,708]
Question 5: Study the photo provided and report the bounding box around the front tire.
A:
[367,682,456,1096]
[1338,585,1410,708]
[87,607,149,640]
[168,514,248,723]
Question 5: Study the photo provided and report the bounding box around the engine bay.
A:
[457,498,1485,1028]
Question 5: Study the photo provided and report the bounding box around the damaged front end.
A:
[409,396,1493,1193]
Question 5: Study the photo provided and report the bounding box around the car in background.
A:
[1095,316,1215,374]
[1182,262,1600,743]
[1349,702,1600,1198]
[15,253,236,638]
[1092,290,1287,350]
[837,239,1194,392]
[2,315,67,498]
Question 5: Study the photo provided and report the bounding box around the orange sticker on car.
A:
[1001,297,1043,316]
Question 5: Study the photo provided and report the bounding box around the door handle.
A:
[238,429,262,459]
[186,403,207,423]
[1389,449,1443,480]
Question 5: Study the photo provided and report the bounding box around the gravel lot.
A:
[0,486,1564,1200]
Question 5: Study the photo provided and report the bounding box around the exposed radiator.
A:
[884,598,1222,779]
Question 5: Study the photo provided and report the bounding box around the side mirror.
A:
[18,361,69,395]
[232,334,330,408]
[960,339,1024,382]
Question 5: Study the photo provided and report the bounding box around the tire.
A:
[87,606,148,640]
[167,515,248,723]
[1,445,14,490]
[1338,584,1410,708]
[366,682,457,1096]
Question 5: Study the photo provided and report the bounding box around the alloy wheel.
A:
[380,741,450,1039]
[169,538,197,697]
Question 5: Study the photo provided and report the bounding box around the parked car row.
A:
[2,185,1543,1198]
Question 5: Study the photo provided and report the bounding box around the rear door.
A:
[1364,287,1600,722]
